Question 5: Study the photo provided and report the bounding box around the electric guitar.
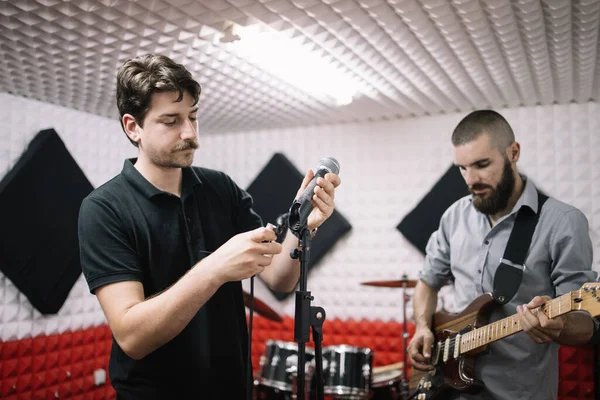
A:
[411,282,600,400]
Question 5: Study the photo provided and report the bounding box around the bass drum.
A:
[320,344,373,399]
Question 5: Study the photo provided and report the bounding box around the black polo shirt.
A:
[591,318,600,345]
[78,159,262,399]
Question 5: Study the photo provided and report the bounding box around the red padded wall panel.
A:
[0,326,115,399]
[0,320,595,398]
[250,315,595,399]
[558,344,595,399]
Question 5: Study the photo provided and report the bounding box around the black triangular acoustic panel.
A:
[246,153,352,300]
[397,165,469,255]
[0,129,94,314]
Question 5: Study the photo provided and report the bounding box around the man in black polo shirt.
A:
[591,318,600,344]
[78,54,341,399]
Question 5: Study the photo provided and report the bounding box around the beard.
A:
[470,157,515,215]
[146,139,199,168]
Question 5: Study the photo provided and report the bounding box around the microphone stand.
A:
[400,274,410,398]
[291,224,325,400]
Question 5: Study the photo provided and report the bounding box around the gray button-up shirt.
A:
[420,176,596,400]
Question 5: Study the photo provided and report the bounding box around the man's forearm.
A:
[414,280,439,329]
[556,311,594,345]
[114,262,223,359]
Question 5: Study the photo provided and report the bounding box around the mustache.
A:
[469,184,492,193]
[172,140,199,151]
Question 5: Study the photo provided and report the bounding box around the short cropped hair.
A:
[451,110,515,151]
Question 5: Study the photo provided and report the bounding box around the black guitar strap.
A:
[492,191,548,305]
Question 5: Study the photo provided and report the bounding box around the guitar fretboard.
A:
[459,292,572,353]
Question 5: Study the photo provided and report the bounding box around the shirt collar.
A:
[121,158,203,199]
[511,173,538,214]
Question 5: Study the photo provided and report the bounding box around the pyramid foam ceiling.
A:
[1,0,599,134]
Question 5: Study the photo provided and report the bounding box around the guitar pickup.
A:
[434,341,442,365]
[454,334,461,359]
[443,337,450,363]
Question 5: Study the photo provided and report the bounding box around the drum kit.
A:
[246,275,419,400]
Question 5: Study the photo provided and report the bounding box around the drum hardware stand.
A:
[400,274,411,398]
[290,224,325,400]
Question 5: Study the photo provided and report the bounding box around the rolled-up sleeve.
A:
[549,209,597,295]
[420,212,454,291]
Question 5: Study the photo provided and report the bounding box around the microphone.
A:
[288,157,340,235]
[273,213,289,244]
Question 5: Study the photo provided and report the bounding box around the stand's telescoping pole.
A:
[292,226,325,400]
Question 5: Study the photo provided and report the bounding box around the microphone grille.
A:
[318,157,340,174]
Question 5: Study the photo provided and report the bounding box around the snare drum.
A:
[370,363,403,400]
[321,344,373,399]
[257,340,315,393]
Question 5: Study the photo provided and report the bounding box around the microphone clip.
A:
[274,212,290,243]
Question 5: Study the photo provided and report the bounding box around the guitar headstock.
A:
[572,282,600,318]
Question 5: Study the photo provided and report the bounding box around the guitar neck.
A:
[459,292,572,354]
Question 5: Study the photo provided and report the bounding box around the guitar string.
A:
[433,295,574,360]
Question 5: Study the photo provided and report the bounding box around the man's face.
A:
[453,134,516,215]
[137,91,199,169]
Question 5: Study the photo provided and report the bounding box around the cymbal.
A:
[372,362,404,374]
[242,290,283,323]
[360,279,419,288]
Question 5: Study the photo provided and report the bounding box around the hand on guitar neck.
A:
[518,294,596,345]
[516,295,565,343]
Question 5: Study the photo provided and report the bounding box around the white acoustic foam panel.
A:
[1,0,600,134]
[0,93,134,342]
[0,92,598,341]
[198,103,600,321]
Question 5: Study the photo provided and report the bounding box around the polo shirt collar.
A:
[121,158,203,199]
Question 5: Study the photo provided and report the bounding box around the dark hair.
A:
[116,54,202,146]
[451,110,515,151]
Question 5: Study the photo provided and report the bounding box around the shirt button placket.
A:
[476,240,490,292]
[479,239,490,274]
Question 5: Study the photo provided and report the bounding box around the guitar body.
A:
[411,282,600,400]
[414,293,497,400]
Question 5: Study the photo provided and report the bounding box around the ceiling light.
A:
[219,22,359,106]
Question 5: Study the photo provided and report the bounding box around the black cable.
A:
[247,275,255,400]
[200,249,256,399]
[594,343,599,400]
[247,216,287,400]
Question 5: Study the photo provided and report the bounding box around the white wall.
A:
[1,92,598,341]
